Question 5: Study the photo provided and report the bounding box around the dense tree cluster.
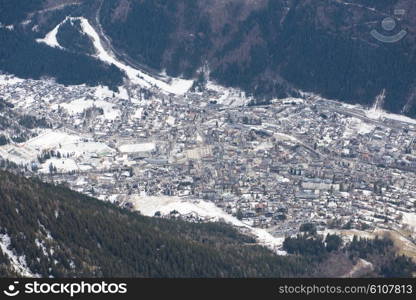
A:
[283,235,327,259]
[100,0,176,71]
[57,19,96,55]
[282,230,416,278]
[18,115,51,129]
[0,135,9,146]
[0,0,43,24]
[346,236,416,277]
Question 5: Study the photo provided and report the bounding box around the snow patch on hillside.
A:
[77,17,193,95]
[0,234,39,277]
[0,23,14,31]
[36,22,64,49]
[35,16,193,95]
[131,196,286,254]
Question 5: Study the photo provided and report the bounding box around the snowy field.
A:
[206,81,251,107]
[0,130,115,171]
[52,98,121,121]
[118,143,156,153]
[25,130,81,150]
[0,130,81,164]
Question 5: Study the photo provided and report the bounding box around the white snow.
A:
[0,130,82,165]
[276,175,290,183]
[364,90,416,125]
[343,258,373,277]
[59,142,115,158]
[76,17,193,95]
[0,74,25,85]
[0,129,115,168]
[343,117,375,138]
[94,85,115,99]
[166,116,176,126]
[402,212,416,230]
[36,22,64,49]
[133,107,144,119]
[116,86,129,100]
[39,157,80,173]
[131,196,286,253]
[25,130,80,150]
[95,85,129,100]
[53,98,121,120]
[0,23,14,31]
[35,16,193,95]
[254,142,273,151]
[35,239,49,257]
[367,108,416,125]
[206,81,251,107]
[0,234,39,277]
[276,97,305,105]
[304,90,416,126]
[119,143,156,153]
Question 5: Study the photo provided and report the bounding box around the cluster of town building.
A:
[1,73,416,240]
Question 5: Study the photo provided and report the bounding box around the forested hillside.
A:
[0,27,123,90]
[0,170,312,278]
[98,0,416,115]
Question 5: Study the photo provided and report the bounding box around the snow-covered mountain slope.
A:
[36,16,193,95]
[0,234,40,278]
[131,195,286,254]
[5,0,416,116]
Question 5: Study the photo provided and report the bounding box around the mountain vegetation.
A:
[98,0,416,116]
[2,0,416,115]
[0,170,313,278]
[283,231,416,277]
[0,170,414,278]
[56,19,96,55]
